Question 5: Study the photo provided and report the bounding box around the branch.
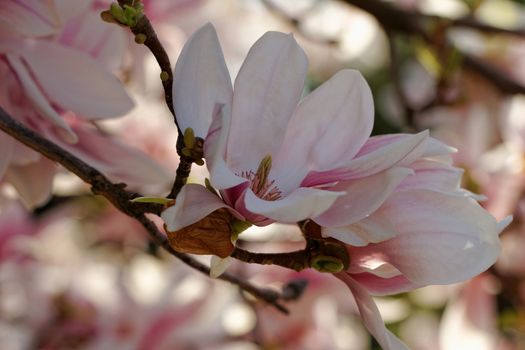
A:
[345,0,525,38]
[106,2,195,199]
[343,0,525,95]
[0,106,290,314]
[114,1,178,132]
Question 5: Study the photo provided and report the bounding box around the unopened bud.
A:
[134,33,147,44]
[160,71,170,81]
[311,255,345,273]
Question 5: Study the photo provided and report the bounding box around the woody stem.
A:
[231,247,311,272]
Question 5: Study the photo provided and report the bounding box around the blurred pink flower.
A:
[0,0,171,206]
[162,23,429,230]
[439,275,499,350]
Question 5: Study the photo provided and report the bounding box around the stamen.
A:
[239,155,282,201]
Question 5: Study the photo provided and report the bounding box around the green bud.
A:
[109,2,127,23]
[310,255,345,273]
[183,128,196,149]
[134,33,147,44]
[124,5,141,27]
[100,10,119,24]
[160,71,170,81]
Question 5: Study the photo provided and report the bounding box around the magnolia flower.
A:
[161,23,512,348]
[162,23,430,231]
[334,145,511,349]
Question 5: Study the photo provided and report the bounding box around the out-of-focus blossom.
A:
[0,0,171,207]
[0,199,34,262]
[162,23,429,232]
[439,275,500,350]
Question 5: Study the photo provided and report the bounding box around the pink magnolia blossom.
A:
[0,0,171,206]
[334,148,511,349]
[161,23,511,349]
[162,23,430,231]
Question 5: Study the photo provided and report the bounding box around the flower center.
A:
[240,155,281,201]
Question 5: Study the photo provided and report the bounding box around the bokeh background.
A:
[1,0,525,349]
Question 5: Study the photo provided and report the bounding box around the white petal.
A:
[161,184,237,232]
[0,0,60,37]
[173,23,233,137]
[6,158,55,208]
[6,54,76,141]
[335,273,410,350]
[323,215,397,247]
[228,31,308,172]
[204,104,247,190]
[349,189,502,285]
[210,256,233,278]
[272,69,374,191]
[20,40,134,119]
[315,167,413,228]
[243,187,344,224]
[303,131,428,187]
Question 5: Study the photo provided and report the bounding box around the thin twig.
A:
[116,1,179,133]
[0,106,289,314]
[231,246,310,272]
[168,155,192,198]
[343,0,525,95]
[112,4,195,198]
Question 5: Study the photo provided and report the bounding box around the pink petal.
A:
[302,131,428,187]
[347,189,503,285]
[6,157,56,208]
[43,122,172,191]
[19,40,134,119]
[322,215,397,247]
[424,136,457,157]
[6,54,76,140]
[397,159,463,193]
[0,0,60,37]
[161,184,240,232]
[203,104,247,189]
[315,167,413,228]
[173,23,233,137]
[228,31,308,172]
[272,69,374,191]
[243,187,344,224]
[439,276,498,350]
[335,273,410,350]
[350,272,421,296]
[58,12,126,71]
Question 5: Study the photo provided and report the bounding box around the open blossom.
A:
[162,23,431,231]
[161,23,512,348]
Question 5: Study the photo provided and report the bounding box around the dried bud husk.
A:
[164,208,234,258]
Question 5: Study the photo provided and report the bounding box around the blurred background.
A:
[1,0,525,349]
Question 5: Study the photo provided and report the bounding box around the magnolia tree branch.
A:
[115,0,177,128]
[343,0,525,95]
[105,1,193,199]
[0,106,291,314]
